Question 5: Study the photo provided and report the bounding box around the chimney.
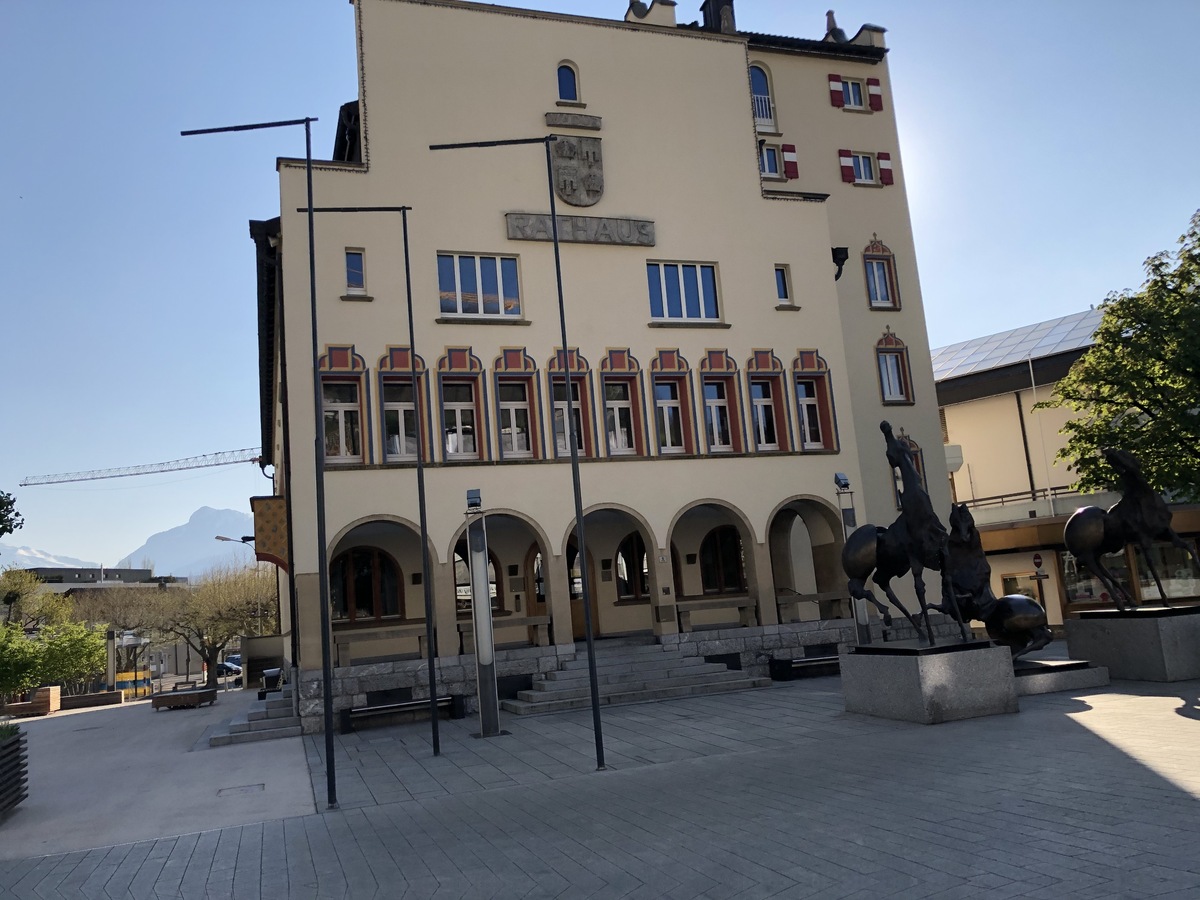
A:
[699,0,736,34]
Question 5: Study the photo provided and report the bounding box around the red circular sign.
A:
[1033,553,1043,569]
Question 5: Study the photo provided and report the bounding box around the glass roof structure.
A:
[930,309,1102,382]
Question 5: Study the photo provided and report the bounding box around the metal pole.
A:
[403,208,443,755]
[467,503,501,737]
[543,138,605,770]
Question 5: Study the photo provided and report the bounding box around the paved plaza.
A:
[3,673,1200,898]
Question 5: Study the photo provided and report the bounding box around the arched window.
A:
[330,547,403,624]
[453,544,503,614]
[749,65,774,130]
[699,525,746,595]
[615,532,650,602]
[557,63,579,103]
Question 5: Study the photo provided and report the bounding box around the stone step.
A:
[209,724,302,747]
[502,677,772,716]
[518,669,751,702]
[227,712,302,734]
[547,656,711,679]
[541,662,733,687]
[247,704,298,722]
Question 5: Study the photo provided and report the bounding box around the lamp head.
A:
[466,488,482,511]
[834,472,851,491]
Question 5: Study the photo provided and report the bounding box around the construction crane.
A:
[20,448,264,486]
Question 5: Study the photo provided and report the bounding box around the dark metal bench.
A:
[768,643,842,681]
[338,695,466,733]
[150,687,218,710]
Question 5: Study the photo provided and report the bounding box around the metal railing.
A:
[752,94,774,126]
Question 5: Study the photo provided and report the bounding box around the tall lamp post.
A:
[429,134,605,770]
[182,117,338,809]
[296,204,442,755]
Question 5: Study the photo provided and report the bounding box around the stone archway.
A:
[767,497,845,623]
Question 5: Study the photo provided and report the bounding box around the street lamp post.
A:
[429,134,605,770]
[183,116,338,809]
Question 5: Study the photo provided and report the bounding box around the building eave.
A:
[249,217,282,468]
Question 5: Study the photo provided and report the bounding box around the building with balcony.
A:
[933,310,1200,626]
[252,0,950,729]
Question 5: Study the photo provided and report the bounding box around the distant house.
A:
[933,311,1200,624]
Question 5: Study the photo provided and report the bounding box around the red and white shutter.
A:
[878,152,894,185]
[781,144,799,180]
[828,74,843,108]
[867,78,883,111]
[838,149,855,183]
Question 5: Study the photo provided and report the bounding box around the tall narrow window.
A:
[552,379,583,455]
[442,382,478,458]
[383,380,419,461]
[758,144,780,177]
[557,64,579,102]
[323,381,362,463]
[345,250,366,296]
[604,381,637,455]
[699,525,746,595]
[795,380,825,449]
[497,382,532,458]
[863,236,901,310]
[750,380,778,450]
[703,382,733,452]
[878,352,909,402]
[654,382,685,453]
[774,266,791,305]
[750,65,774,130]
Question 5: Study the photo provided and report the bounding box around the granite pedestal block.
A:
[1065,605,1200,682]
[1013,659,1109,696]
[840,640,1018,725]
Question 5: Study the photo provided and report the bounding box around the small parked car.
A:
[225,654,242,668]
[215,661,242,677]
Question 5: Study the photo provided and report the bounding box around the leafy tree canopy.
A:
[1046,211,1200,497]
[2,569,69,630]
[0,625,42,703]
[0,491,22,541]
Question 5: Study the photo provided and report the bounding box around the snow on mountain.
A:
[0,544,100,569]
[117,507,257,579]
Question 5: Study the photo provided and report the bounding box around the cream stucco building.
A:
[251,0,950,730]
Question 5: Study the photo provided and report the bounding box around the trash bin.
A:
[262,667,283,691]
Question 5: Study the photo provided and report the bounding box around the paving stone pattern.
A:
[3,678,1200,898]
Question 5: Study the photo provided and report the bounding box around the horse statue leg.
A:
[936,561,971,643]
[910,564,936,646]
[1134,536,1173,607]
[1081,551,1137,612]
[847,577,894,626]
[875,571,929,644]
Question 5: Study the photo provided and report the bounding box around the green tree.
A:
[2,569,69,629]
[0,491,22,541]
[158,566,277,688]
[0,625,42,704]
[38,623,107,696]
[1046,211,1200,497]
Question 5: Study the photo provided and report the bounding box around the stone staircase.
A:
[501,637,771,715]
[208,686,302,747]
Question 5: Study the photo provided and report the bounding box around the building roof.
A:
[931,309,1102,382]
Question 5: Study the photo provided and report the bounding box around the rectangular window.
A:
[865,258,895,308]
[703,382,733,452]
[345,250,366,295]
[438,253,521,317]
[552,378,585,456]
[852,153,875,184]
[654,381,685,453]
[323,381,362,463]
[795,380,825,449]
[497,382,533,459]
[758,144,781,178]
[383,380,419,461]
[604,381,638,456]
[841,79,865,109]
[878,352,911,403]
[442,382,479,458]
[775,265,791,304]
[750,380,779,450]
[647,262,720,322]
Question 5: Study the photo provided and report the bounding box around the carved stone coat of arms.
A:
[552,135,604,207]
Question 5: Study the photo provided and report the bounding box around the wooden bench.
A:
[150,686,218,710]
[457,616,551,655]
[776,590,851,624]
[674,597,758,633]
[335,623,430,667]
[338,695,466,733]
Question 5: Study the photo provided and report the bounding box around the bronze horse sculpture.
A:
[1063,448,1200,610]
[842,421,968,645]
[945,503,1052,660]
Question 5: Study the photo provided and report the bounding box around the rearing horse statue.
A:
[842,421,968,645]
[1063,447,1200,610]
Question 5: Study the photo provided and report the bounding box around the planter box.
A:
[0,729,29,819]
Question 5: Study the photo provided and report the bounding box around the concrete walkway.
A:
[3,674,1200,898]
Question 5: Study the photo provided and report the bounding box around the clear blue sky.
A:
[4,1,1198,565]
